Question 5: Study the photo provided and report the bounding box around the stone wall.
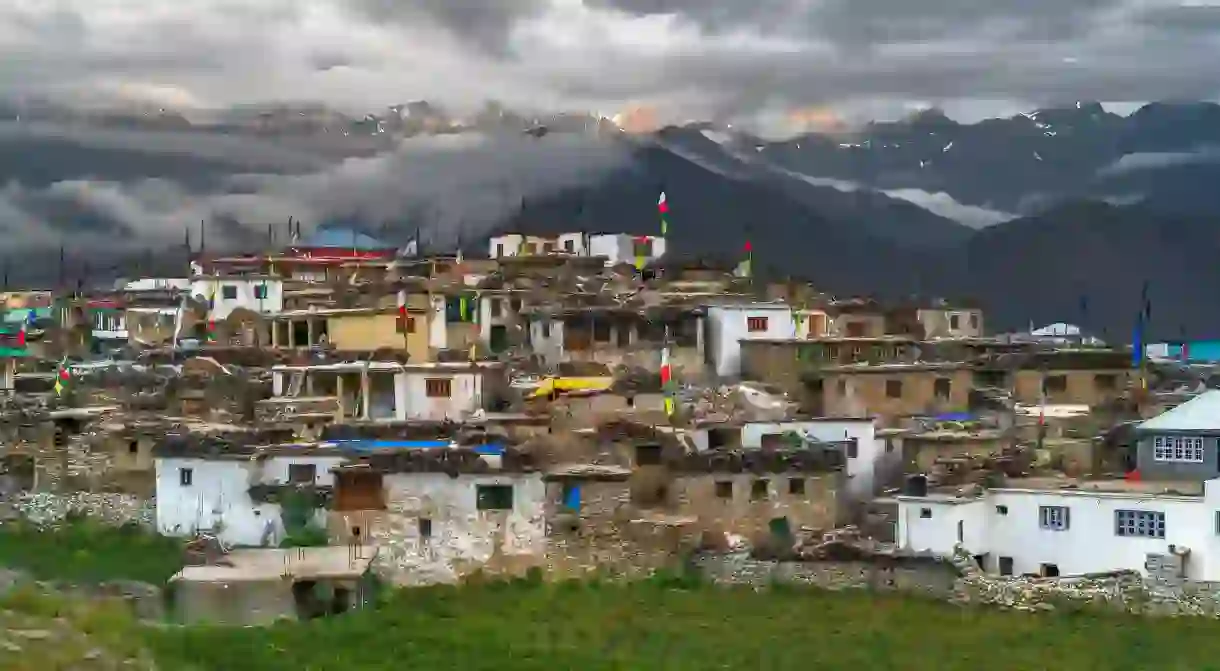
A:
[694,553,958,598]
[4,492,154,529]
[696,545,1220,618]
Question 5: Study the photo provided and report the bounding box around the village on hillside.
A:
[0,219,1212,626]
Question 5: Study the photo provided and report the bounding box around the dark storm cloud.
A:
[0,0,1217,124]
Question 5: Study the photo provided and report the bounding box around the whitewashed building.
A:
[895,476,1220,580]
[155,449,348,547]
[705,303,797,378]
[270,361,505,422]
[488,232,667,267]
[190,276,283,320]
[689,418,897,502]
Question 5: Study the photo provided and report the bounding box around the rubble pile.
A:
[9,492,154,529]
[687,383,797,423]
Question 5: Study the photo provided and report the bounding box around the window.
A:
[179,468,193,486]
[511,299,522,312]
[956,520,963,542]
[476,485,514,511]
[1152,436,1205,462]
[846,442,858,459]
[128,440,139,454]
[254,284,268,300]
[1041,563,1060,577]
[288,463,317,484]
[593,319,611,342]
[885,438,894,454]
[999,557,1014,576]
[635,443,662,466]
[564,239,575,252]
[885,379,903,398]
[919,508,932,518]
[495,243,503,258]
[490,299,503,318]
[845,321,866,337]
[949,314,960,330]
[1039,505,1070,530]
[788,478,805,495]
[714,481,734,499]
[1115,510,1165,538]
[425,378,452,398]
[969,313,979,329]
[1094,374,1117,390]
[221,285,237,300]
[541,321,551,338]
[934,378,951,399]
[751,479,770,500]
[995,505,1008,515]
[746,316,768,333]
[396,315,416,333]
[1044,375,1067,393]
[419,518,433,540]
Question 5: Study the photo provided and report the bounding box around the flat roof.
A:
[905,429,1005,441]
[815,362,971,372]
[272,361,502,372]
[172,546,378,583]
[903,476,1205,502]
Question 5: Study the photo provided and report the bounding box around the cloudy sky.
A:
[0,0,1216,262]
[1,0,1216,126]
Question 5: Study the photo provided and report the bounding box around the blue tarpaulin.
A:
[328,439,506,456]
[933,413,974,422]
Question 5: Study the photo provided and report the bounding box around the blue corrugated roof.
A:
[329,440,506,456]
[298,228,393,250]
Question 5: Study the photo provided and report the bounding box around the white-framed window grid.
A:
[1152,435,1205,463]
[1115,509,1165,539]
[1039,505,1070,531]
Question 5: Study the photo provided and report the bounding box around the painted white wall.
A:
[478,294,521,342]
[371,472,547,586]
[897,479,1220,580]
[528,317,565,365]
[489,235,525,259]
[397,371,486,420]
[587,234,666,267]
[155,454,347,547]
[706,304,797,378]
[429,294,447,349]
[123,278,191,291]
[91,310,127,341]
[190,277,283,320]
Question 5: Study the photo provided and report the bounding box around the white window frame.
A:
[1115,509,1166,538]
[1039,505,1070,531]
[1152,435,1205,463]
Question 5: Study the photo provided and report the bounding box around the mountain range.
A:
[2,99,1218,340]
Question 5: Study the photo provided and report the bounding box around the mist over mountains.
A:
[1,99,1218,339]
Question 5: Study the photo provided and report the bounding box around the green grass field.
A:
[0,519,183,585]
[144,580,1220,671]
[2,523,1220,671]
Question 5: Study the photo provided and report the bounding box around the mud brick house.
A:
[526,304,705,377]
[975,348,1133,407]
[328,445,545,586]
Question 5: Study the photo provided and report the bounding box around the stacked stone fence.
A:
[694,545,1220,618]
